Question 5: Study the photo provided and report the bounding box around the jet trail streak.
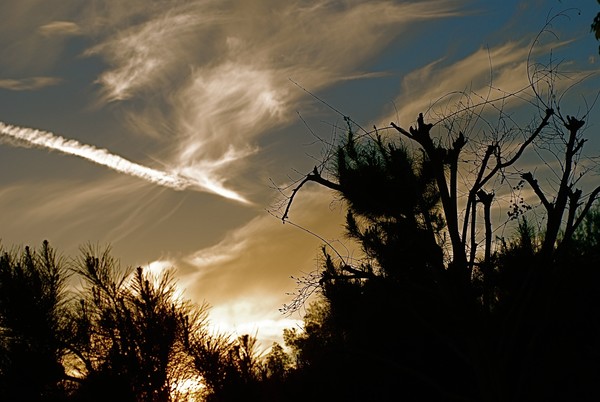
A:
[0,121,192,191]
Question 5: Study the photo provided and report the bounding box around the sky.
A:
[0,0,599,350]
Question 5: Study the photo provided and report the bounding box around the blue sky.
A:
[0,0,598,348]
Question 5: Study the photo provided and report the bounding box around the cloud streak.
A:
[0,121,248,203]
[38,21,81,37]
[0,76,62,91]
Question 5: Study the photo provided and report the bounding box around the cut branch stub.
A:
[476,190,494,206]
[565,115,585,132]
[409,113,434,140]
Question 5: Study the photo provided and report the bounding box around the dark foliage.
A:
[0,241,70,402]
[593,0,600,52]
[0,242,275,402]
[281,122,600,401]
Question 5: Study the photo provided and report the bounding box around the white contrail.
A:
[0,121,249,203]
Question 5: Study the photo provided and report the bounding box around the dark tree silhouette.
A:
[276,15,600,402]
[0,241,71,402]
[593,0,600,52]
[0,240,280,401]
[68,245,208,402]
[187,329,274,402]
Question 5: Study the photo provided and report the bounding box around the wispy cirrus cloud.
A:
[381,38,584,128]
[87,0,466,102]
[383,41,536,127]
[83,0,466,202]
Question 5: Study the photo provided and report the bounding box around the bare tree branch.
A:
[479,108,553,189]
[281,166,341,222]
[566,185,600,241]
[521,172,552,211]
